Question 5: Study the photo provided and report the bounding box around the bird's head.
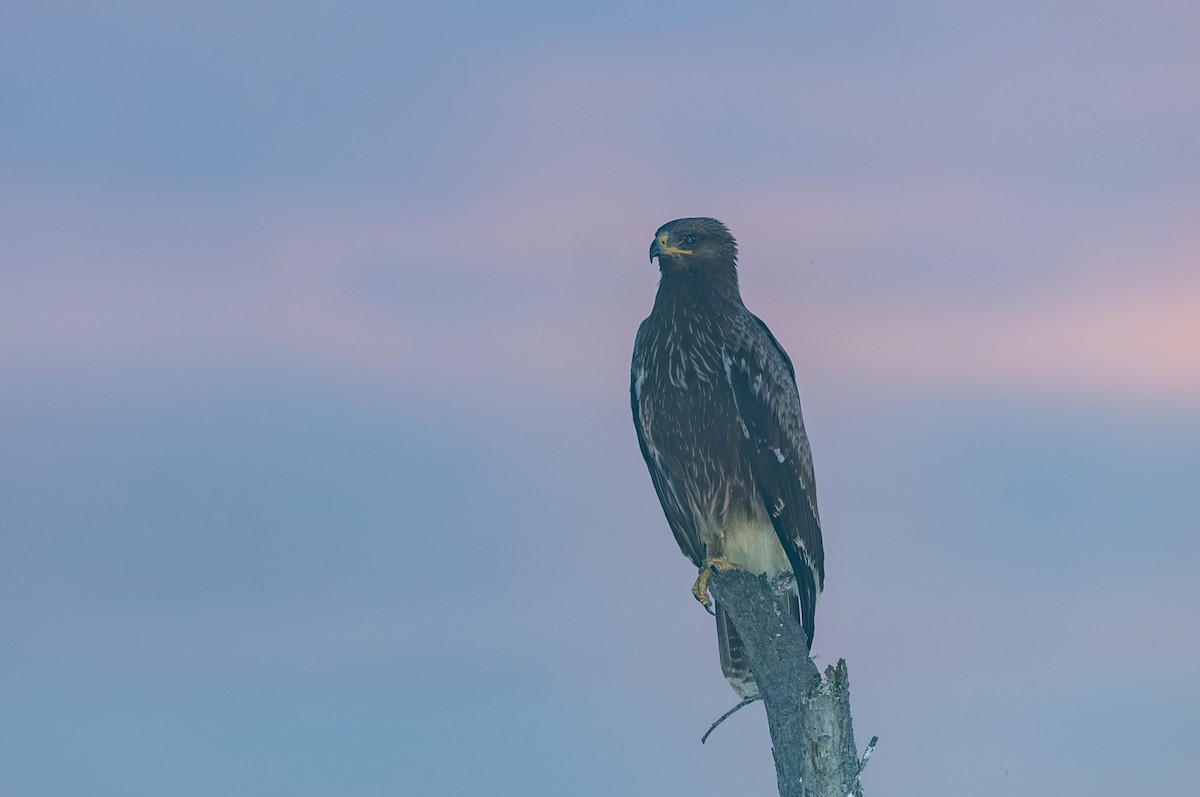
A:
[649,217,738,277]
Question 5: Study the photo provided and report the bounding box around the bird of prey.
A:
[631,217,824,699]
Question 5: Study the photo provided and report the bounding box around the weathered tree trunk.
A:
[707,568,871,797]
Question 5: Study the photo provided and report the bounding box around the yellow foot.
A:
[691,556,743,612]
[708,555,740,572]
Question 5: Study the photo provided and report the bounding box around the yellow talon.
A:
[691,556,742,610]
[708,555,739,572]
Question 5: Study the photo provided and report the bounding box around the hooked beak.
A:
[649,238,664,261]
[649,233,692,262]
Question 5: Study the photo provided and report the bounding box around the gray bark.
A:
[707,568,869,797]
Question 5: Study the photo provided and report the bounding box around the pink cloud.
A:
[769,235,1200,407]
[4,183,1198,412]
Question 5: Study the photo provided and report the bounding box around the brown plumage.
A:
[631,217,824,698]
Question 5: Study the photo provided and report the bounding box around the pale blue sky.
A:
[2,2,1198,795]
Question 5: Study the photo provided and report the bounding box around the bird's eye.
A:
[682,235,697,245]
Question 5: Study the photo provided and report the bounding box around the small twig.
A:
[857,736,879,778]
[700,696,762,744]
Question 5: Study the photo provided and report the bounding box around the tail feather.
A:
[715,588,803,699]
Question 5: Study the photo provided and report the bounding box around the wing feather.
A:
[631,326,706,568]
[724,311,825,647]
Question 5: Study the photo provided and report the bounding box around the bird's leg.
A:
[691,556,743,613]
[691,569,714,611]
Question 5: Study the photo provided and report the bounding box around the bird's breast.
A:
[701,510,792,579]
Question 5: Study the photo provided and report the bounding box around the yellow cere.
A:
[659,234,692,255]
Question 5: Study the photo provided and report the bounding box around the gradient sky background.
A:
[3,2,1199,795]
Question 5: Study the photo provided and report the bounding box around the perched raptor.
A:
[631,217,824,699]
